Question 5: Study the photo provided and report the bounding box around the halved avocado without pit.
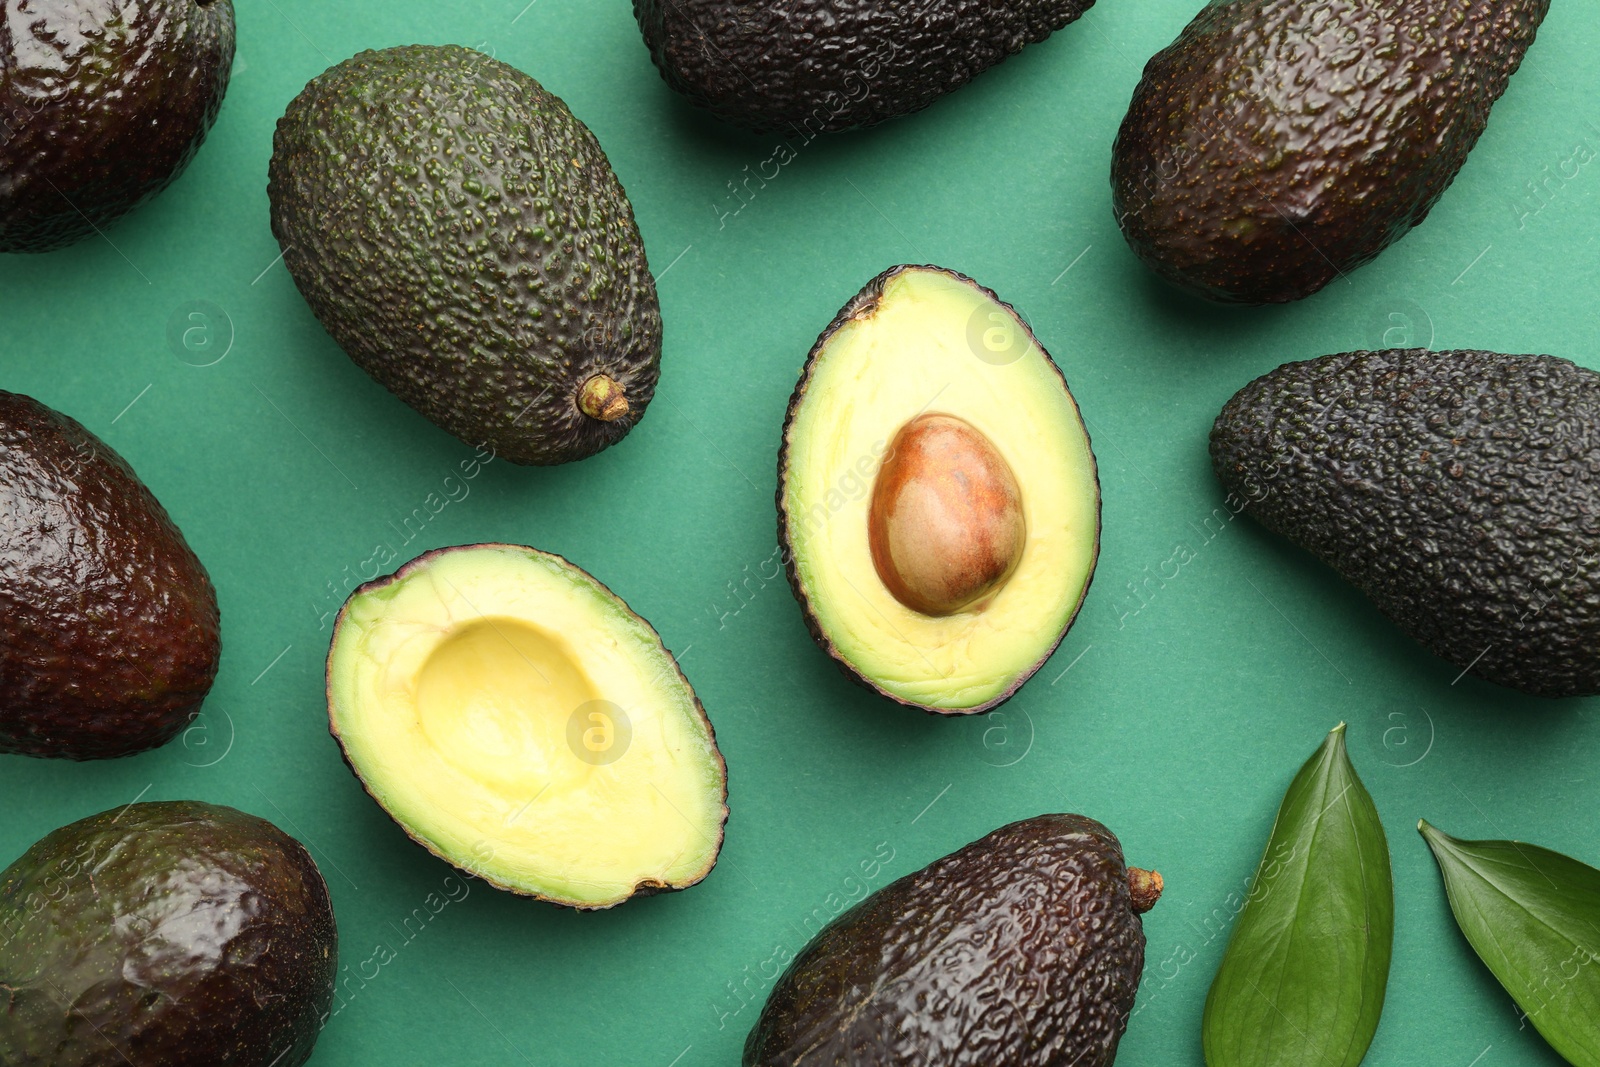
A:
[778,266,1100,713]
[327,544,727,908]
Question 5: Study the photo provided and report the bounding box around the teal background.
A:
[2,0,1599,1063]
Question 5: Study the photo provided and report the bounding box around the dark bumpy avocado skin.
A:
[634,0,1093,135]
[0,0,235,253]
[776,265,1101,716]
[0,393,220,759]
[1212,349,1600,697]
[745,815,1147,1067]
[1111,0,1548,304]
[0,802,337,1067]
[268,45,661,466]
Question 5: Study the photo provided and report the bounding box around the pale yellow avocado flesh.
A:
[327,545,726,907]
[781,268,1099,710]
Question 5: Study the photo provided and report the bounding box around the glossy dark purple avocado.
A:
[1111,0,1549,304]
[0,801,338,1067]
[775,265,1102,716]
[0,0,236,253]
[744,815,1158,1067]
[634,0,1094,135]
[0,392,220,760]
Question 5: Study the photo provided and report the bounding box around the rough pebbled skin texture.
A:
[0,392,220,759]
[0,802,337,1067]
[268,45,661,466]
[744,815,1146,1067]
[775,265,1100,716]
[0,0,235,253]
[1212,349,1600,697]
[1112,0,1548,304]
[633,0,1094,135]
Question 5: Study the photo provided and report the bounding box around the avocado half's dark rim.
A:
[774,264,1103,717]
[324,542,730,909]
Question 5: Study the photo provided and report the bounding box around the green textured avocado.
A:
[0,801,337,1067]
[0,0,235,253]
[744,814,1161,1067]
[1111,0,1548,304]
[777,266,1100,714]
[0,392,220,760]
[634,0,1094,134]
[1212,348,1600,696]
[268,45,660,466]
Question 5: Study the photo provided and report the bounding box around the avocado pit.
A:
[868,412,1026,616]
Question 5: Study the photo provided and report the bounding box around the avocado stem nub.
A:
[1127,867,1163,914]
[579,375,629,422]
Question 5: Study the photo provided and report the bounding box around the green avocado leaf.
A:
[1202,724,1393,1067]
[1420,821,1600,1067]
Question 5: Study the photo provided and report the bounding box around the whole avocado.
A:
[634,0,1094,135]
[1111,0,1548,304]
[0,801,338,1067]
[268,45,661,465]
[1212,349,1600,696]
[0,0,235,253]
[744,815,1161,1066]
[0,392,220,759]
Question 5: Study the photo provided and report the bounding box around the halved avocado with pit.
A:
[327,543,728,908]
[777,266,1100,714]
